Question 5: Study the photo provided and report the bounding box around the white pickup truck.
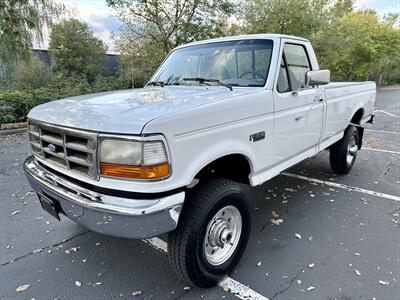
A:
[24,34,376,287]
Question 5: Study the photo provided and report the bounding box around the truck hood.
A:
[28,86,255,134]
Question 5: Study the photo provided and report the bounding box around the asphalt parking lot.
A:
[1,88,399,299]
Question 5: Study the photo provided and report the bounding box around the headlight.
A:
[99,138,170,180]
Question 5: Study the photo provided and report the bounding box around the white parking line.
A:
[363,147,400,155]
[218,277,269,300]
[374,110,400,118]
[365,129,400,135]
[281,172,400,202]
[142,237,269,300]
[142,237,168,253]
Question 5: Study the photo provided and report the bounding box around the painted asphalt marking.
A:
[218,277,269,300]
[374,110,400,118]
[142,237,168,253]
[143,237,269,300]
[281,172,400,202]
[365,129,400,135]
[364,147,400,155]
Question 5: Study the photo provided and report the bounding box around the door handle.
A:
[314,97,324,102]
[295,115,304,121]
[291,91,299,97]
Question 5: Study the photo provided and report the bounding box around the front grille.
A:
[28,120,98,179]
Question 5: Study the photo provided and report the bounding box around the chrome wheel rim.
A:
[204,205,242,266]
[346,135,358,165]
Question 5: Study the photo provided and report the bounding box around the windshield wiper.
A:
[147,81,165,87]
[182,77,233,91]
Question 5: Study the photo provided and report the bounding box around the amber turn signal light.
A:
[100,162,170,179]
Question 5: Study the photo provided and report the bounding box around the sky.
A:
[34,0,400,52]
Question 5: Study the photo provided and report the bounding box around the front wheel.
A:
[168,177,251,287]
[330,125,359,174]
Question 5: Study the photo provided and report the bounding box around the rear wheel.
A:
[168,177,251,287]
[330,125,359,174]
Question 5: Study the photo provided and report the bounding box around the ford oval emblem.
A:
[48,144,57,152]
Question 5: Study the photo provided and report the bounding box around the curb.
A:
[0,127,27,136]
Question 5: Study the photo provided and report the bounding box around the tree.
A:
[241,0,353,39]
[113,29,166,88]
[0,0,64,71]
[14,57,51,91]
[48,19,107,83]
[107,0,235,55]
[315,10,400,81]
[108,0,236,87]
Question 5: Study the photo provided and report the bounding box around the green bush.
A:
[0,74,127,125]
[0,90,31,124]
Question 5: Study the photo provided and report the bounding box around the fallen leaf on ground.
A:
[307,286,315,291]
[65,247,80,254]
[295,233,302,239]
[11,210,21,215]
[364,137,378,149]
[308,263,315,268]
[75,281,82,287]
[16,284,30,292]
[296,279,302,285]
[183,286,191,291]
[354,269,361,276]
[285,188,297,193]
[222,282,229,292]
[132,291,142,296]
[257,261,262,267]
[271,218,283,225]
[379,280,389,286]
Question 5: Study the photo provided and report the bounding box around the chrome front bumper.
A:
[23,155,185,239]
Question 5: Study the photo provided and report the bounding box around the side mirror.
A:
[306,70,330,86]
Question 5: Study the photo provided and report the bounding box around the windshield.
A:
[152,39,274,87]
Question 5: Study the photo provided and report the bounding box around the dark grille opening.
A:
[67,148,89,161]
[44,155,67,167]
[69,161,90,176]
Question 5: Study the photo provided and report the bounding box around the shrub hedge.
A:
[0,75,124,125]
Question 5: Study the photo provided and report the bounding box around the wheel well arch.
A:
[350,108,364,125]
[194,154,252,185]
[350,108,365,149]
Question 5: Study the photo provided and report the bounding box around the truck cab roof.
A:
[174,34,310,50]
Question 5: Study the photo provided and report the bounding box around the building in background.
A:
[0,50,119,77]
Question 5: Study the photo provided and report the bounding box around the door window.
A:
[277,43,311,92]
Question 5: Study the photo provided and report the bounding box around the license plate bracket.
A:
[38,193,60,221]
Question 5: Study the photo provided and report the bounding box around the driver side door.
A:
[273,41,324,163]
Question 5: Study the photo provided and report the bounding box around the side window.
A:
[284,44,311,91]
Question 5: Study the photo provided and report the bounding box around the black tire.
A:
[168,177,251,287]
[330,125,359,174]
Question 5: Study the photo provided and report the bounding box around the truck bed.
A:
[321,81,376,142]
